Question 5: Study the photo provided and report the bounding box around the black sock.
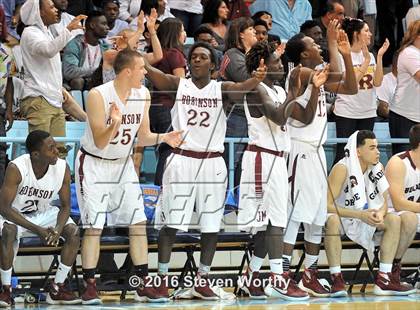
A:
[83,268,96,281]
[393,258,401,265]
[134,264,148,278]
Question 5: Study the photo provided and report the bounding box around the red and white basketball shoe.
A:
[239,270,267,299]
[298,268,330,297]
[374,272,416,296]
[330,273,348,297]
[264,272,309,301]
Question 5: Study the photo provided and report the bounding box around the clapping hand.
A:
[312,64,330,88]
[109,102,122,124]
[67,15,87,32]
[337,30,351,56]
[378,38,390,57]
[253,59,268,82]
[162,130,184,148]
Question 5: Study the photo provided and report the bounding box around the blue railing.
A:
[0,134,409,192]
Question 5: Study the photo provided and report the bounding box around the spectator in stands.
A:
[251,11,281,44]
[314,0,345,61]
[49,0,84,38]
[62,11,110,91]
[253,18,268,42]
[149,17,187,186]
[168,0,203,37]
[103,0,129,39]
[0,0,24,41]
[193,26,223,78]
[249,0,312,41]
[19,0,86,158]
[219,16,256,193]
[390,20,420,154]
[377,0,412,66]
[300,20,323,45]
[119,0,142,23]
[341,0,362,18]
[405,4,420,29]
[333,17,389,163]
[376,52,398,119]
[0,8,14,186]
[201,0,230,51]
[89,9,163,86]
[227,0,250,20]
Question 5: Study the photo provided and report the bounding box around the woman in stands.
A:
[201,0,230,51]
[333,17,389,163]
[149,17,187,186]
[219,16,257,194]
[389,20,420,154]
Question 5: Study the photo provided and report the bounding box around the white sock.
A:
[269,259,283,275]
[198,263,210,276]
[158,262,169,275]
[330,266,341,275]
[55,262,72,284]
[249,255,264,273]
[304,254,318,270]
[0,268,12,286]
[379,263,392,274]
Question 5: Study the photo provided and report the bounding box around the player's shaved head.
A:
[409,124,420,150]
[26,130,51,154]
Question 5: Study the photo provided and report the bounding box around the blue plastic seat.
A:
[70,90,84,111]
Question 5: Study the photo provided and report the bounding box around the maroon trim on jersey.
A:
[246,144,285,157]
[398,151,417,170]
[172,148,223,159]
[289,154,299,205]
[78,152,86,197]
[80,147,119,161]
[255,150,263,199]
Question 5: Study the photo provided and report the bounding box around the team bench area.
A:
[1,120,419,298]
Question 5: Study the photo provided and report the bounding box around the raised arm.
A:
[85,89,121,149]
[326,19,343,81]
[325,31,358,95]
[386,156,420,213]
[291,66,329,124]
[144,58,180,92]
[221,59,267,103]
[0,164,49,239]
[22,15,86,59]
[373,39,390,87]
[248,65,302,126]
[142,9,163,65]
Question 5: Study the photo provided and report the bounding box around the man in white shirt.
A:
[50,0,85,38]
[19,0,86,158]
[376,53,398,119]
[102,0,129,40]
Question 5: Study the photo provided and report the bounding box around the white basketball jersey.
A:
[11,154,66,214]
[172,78,226,152]
[244,82,290,152]
[396,151,420,204]
[81,81,147,159]
[287,82,328,147]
